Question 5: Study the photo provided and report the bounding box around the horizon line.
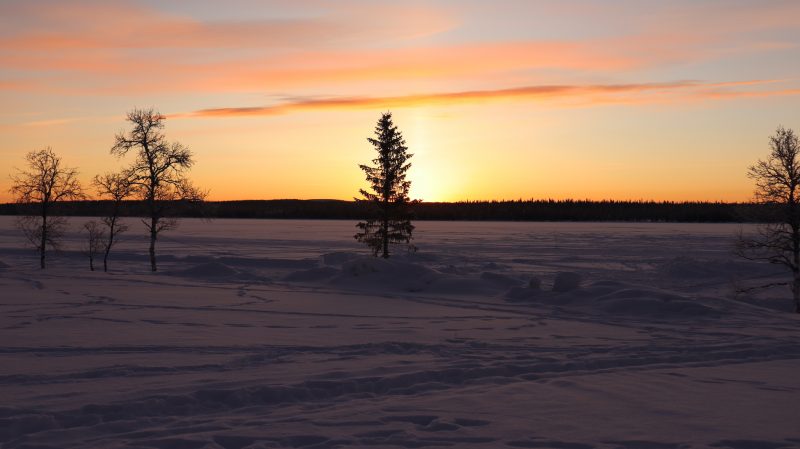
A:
[0,197,758,205]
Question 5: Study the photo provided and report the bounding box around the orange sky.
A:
[1,0,800,202]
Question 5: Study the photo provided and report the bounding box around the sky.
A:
[1,0,799,203]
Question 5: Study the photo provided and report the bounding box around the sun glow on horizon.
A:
[408,165,456,203]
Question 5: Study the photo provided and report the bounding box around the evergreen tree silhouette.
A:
[355,112,416,258]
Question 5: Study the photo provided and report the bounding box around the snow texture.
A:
[0,218,799,448]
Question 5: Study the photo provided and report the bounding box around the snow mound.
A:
[321,252,360,266]
[480,271,523,286]
[588,284,717,318]
[504,286,542,302]
[661,256,723,279]
[171,255,316,270]
[437,264,474,275]
[427,277,511,296]
[481,262,507,270]
[340,257,437,278]
[218,256,317,269]
[403,251,440,262]
[553,272,582,292]
[173,261,240,279]
[595,288,716,317]
[506,280,718,318]
[504,276,545,302]
[332,257,442,291]
[284,266,339,282]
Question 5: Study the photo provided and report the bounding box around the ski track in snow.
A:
[0,218,799,449]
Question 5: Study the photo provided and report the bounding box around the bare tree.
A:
[93,172,133,272]
[9,148,84,269]
[83,221,105,271]
[111,108,205,272]
[738,126,800,313]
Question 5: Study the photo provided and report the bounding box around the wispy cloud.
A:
[2,1,798,96]
[180,79,797,118]
[0,40,642,95]
[0,1,454,51]
[19,117,81,127]
[0,79,32,91]
[0,0,458,94]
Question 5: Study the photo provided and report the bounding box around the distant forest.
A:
[0,199,771,222]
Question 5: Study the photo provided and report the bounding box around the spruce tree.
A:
[355,112,415,258]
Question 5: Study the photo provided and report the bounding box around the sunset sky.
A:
[1,0,800,202]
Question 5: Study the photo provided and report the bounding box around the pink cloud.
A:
[0,0,798,99]
[179,79,798,118]
[0,1,455,51]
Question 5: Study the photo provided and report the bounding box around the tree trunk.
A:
[792,196,800,313]
[149,216,158,272]
[103,243,111,272]
[40,210,47,269]
[103,218,115,273]
[382,216,389,259]
[89,255,94,271]
[794,273,800,314]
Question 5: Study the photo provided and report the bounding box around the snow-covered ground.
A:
[1,217,799,449]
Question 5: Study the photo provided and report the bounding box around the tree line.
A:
[0,198,769,222]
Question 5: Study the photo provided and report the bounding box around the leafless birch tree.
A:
[738,126,800,313]
[93,172,133,272]
[9,148,83,269]
[111,108,204,272]
[83,221,105,271]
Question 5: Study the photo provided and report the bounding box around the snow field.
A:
[1,218,799,448]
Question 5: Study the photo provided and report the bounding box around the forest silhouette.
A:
[0,198,769,223]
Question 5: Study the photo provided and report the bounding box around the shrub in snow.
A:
[529,277,542,290]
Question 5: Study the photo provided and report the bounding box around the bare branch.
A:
[8,148,84,269]
[739,126,800,313]
[111,108,203,271]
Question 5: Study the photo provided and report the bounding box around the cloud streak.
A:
[181,80,798,118]
[0,1,454,51]
[2,1,798,96]
[0,40,642,95]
